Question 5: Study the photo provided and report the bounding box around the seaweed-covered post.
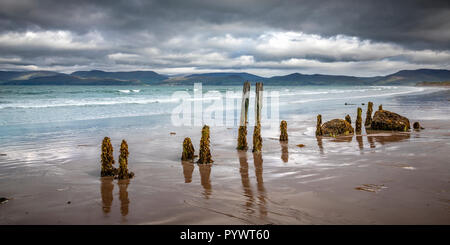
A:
[279,120,288,141]
[198,125,213,164]
[315,114,323,136]
[364,102,373,127]
[355,107,362,134]
[101,137,116,177]
[379,104,383,111]
[117,140,134,179]
[252,82,263,152]
[237,82,251,150]
[181,137,195,161]
[345,115,351,124]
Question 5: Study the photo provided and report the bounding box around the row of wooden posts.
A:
[181,82,288,164]
[100,83,385,176]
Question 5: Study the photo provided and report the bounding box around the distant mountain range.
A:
[1,68,450,86]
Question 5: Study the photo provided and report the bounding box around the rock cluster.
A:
[371,109,410,131]
[321,119,355,137]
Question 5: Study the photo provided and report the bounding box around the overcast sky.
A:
[0,0,449,76]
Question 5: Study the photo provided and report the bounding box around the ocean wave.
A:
[118,89,141,93]
[290,87,424,104]
[0,97,179,109]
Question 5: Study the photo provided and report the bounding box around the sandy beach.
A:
[0,86,449,224]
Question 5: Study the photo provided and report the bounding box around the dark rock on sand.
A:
[371,109,410,131]
[0,197,9,204]
[321,119,355,137]
[413,122,424,130]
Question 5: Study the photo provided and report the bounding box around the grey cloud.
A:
[0,0,449,75]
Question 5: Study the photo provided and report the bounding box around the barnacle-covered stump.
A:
[371,110,410,131]
[279,120,288,141]
[181,137,195,161]
[316,114,323,136]
[365,102,373,127]
[321,119,354,137]
[117,140,134,179]
[101,137,117,177]
[198,125,213,164]
[252,124,262,152]
[237,126,248,150]
[252,82,264,153]
[345,114,351,124]
[355,107,362,134]
[237,82,250,150]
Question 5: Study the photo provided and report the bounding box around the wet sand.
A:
[0,117,449,224]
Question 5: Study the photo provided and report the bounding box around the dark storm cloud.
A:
[0,0,449,76]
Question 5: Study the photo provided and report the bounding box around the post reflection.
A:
[100,177,114,214]
[253,152,267,218]
[367,135,376,148]
[280,142,289,163]
[198,164,212,199]
[316,136,324,154]
[356,135,364,151]
[181,161,194,183]
[118,179,130,216]
[238,150,254,212]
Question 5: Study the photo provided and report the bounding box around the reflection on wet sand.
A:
[316,136,324,154]
[330,136,353,143]
[181,161,194,183]
[118,179,130,216]
[366,131,411,148]
[367,135,376,148]
[280,142,289,163]
[198,164,212,199]
[372,133,411,145]
[356,135,364,151]
[237,151,267,219]
[100,177,114,214]
[238,151,254,213]
[253,152,267,218]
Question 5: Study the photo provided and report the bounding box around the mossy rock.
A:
[321,119,355,137]
[371,110,410,131]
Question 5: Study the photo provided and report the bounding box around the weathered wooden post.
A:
[356,107,362,134]
[252,82,263,152]
[237,82,251,150]
[101,137,116,177]
[181,137,195,161]
[315,114,323,136]
[279,120,288,141]
[364,102,373,127]
[118,140,134,179]
[198,125,213,164]
[345,114,351,124]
